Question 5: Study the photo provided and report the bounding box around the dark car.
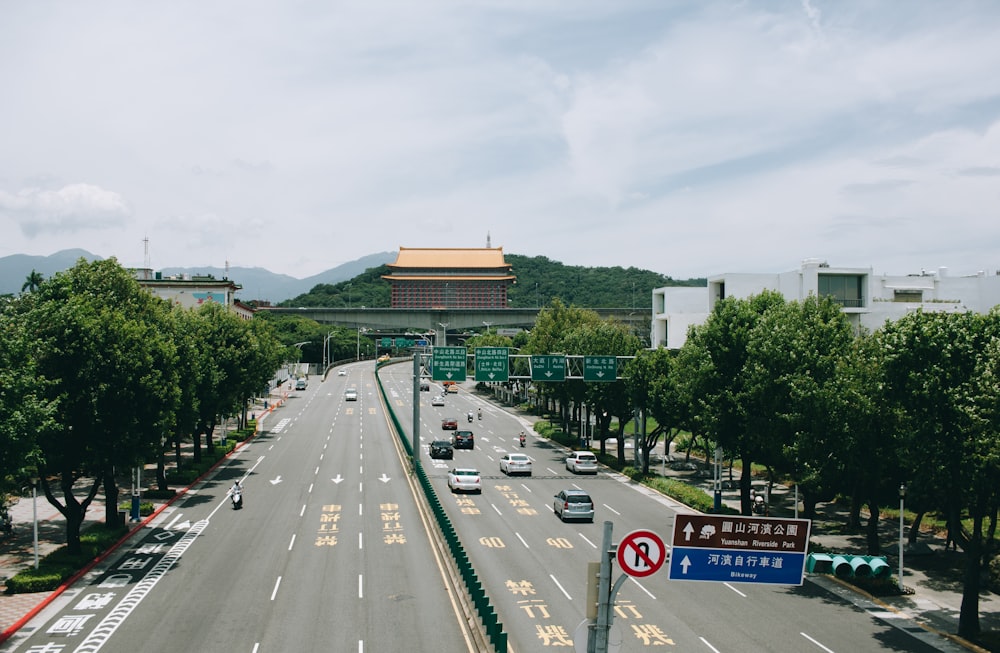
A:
[441,417,458,430]
[452,430,474,449]
[429,440,454,459]
[420,381,431,392]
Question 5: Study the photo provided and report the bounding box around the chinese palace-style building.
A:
[382,247,516,309]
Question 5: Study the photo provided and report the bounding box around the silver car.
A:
[565,451,598,474]
[553,489,594,522]
[499,453,532,476]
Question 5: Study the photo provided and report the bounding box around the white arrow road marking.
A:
[379,474,391,483]
[332,475,344,484]
[270,476,283,485]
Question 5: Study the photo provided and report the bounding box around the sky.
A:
[2,1,999,281]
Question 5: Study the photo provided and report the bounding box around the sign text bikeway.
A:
[667,514,811,585]
[475,347,509,382]
[431,346,468,382]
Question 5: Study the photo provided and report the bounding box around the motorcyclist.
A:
[231,481,243,507]
[477,408,482,420]
[519,431,526,447]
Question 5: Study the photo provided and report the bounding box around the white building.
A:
[652,259,1000,349]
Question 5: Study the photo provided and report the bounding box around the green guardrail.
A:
[375,364,507,653]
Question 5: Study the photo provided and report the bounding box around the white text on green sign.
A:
[475,347,509,382]
[531,355,566,382]
[432,346,468,381]
[584,355,617,381]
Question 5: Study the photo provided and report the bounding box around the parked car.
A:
[429,440,454,460]
[566,451,599,474]
[499,453,532,476]
[447,468,482,493]
[553,489,594,522]
[345,389,358,401]
[452,430,474,449]
[431,395,445,406]
[441,417,458,430]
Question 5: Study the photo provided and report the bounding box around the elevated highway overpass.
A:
[260,306,648,343]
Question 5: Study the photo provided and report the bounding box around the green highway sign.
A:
[475,347,509,382]
[530,355,566,382]
[381,338,394,348]
[431,346,468,382]
[583,355,618,382]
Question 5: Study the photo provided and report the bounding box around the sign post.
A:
[667,514,811,585]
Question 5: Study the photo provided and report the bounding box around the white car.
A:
[566,451,598,474]
[447,468,482,493]
[431,395,445,406]
[499,453,532,476]
[338,369,347,376]
[344,389,358,401]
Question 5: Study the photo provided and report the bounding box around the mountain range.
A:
[0,249,397,303]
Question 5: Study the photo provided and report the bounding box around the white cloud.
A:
[1,1,999,279]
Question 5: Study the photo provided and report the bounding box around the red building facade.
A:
[382,247,515,309]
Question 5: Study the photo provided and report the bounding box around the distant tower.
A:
[486,232,491,248]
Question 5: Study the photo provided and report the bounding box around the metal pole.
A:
[898,483,906,591]
[32,482,39,569]
[588,521,614,653]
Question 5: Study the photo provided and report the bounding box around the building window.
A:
[818,274,864,308]
[893,289,923,302]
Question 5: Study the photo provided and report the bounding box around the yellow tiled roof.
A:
[388,247,510,269]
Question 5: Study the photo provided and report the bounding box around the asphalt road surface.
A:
[2,362,473,653]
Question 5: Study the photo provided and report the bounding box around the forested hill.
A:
[276,254,705,309]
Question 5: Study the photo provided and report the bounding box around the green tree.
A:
[21,259,180,552]
[20,269,44,294]
[878,309,1000,638]
[684,291,786,514]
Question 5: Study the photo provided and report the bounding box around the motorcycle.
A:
[467,413,474,423]
[519,434,526,448]
[231,489,243,510]
[477,409,482,420]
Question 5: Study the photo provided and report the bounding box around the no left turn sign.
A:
[616,529,667,578]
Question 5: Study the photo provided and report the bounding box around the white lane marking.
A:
[360,465,363,474]
[602,504,620,515]
[164,513,183,530]
[288,534,296,551]
[358,574,363,598]
[300,504,307,517]
[320,453,324,461]
[270,576,282,601]
[308,483,314,494]
[516,532,530,548]
[70,520,208,653]
[550,574,572,600]
[519,483,533,493]
[801,632,835,652]
[700,637,722,652]
[252,644,260,653]
[491,504,503,516]
[579,534,598,549]
[315,466,320,475]
[359,482,363,492]
[724,582,747,597]
[359,532,363,549]
[359,503,363,516]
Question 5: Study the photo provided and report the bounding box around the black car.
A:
[429,440,454,459]
[452,430,474,449]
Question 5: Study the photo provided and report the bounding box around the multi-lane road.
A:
[4,361,965,652]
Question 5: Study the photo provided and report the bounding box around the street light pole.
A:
[438,322,449,347]
[899,483,907,592]
[30,475,39,569]
[482,321,492,335]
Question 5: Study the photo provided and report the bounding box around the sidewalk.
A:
[0,382,292,639]
[498,397,1000,651]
